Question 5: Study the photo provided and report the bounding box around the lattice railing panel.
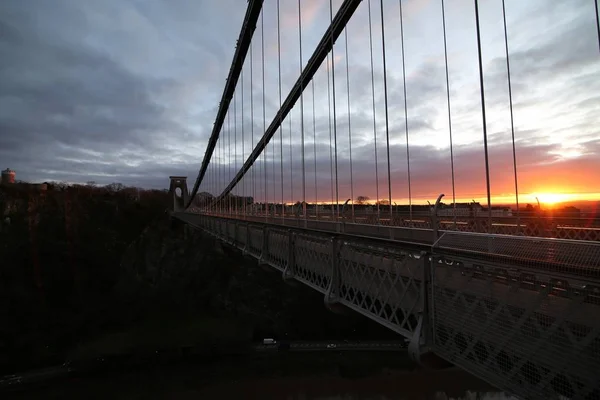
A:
[236,222,247,247]
[337,240,424,336]
[265,229,288,271]
[293,233,331,292]
[178,213,600,399]
[247,225,263,257]
[189,210,600,242]
[430,258,600,400]
[227,220,236,244]
[433,231,600,278]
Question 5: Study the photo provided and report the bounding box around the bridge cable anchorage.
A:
[379,0,393,219]
[502,0,520,230]
[474,0,493,231]
[330,0,340,220]
[261,9,267,220]
[344,27,354,223]
[368,0,380,222]
[186,0,263,209]
[441,0,457,229]
[398,0,413,225]
[312,79,318,219]
[327,53,334,218]
[212,0,362,207]
[299,0,307,223]
[277,0,284,222]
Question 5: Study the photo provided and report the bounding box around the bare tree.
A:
[356,195,370,205]
[106,182,124,192]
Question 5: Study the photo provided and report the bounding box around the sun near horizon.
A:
[300,191,600,208]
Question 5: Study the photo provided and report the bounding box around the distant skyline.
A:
[1,0,599,207]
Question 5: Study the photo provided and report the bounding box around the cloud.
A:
[0,0,598,205]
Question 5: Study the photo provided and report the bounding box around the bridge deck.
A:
[175,212,600,400]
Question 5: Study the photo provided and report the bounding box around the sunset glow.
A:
[527,192,599,207]
[301,192,600,208]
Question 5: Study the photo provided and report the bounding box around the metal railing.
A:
[175,211,600,400]
[186,207,600,243]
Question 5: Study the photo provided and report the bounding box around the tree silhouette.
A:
[356,195,370,205]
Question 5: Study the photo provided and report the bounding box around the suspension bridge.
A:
[169,1,600,399]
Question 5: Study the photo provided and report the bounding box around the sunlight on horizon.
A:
[293,192,600,207]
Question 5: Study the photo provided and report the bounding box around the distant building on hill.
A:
[1,168,16,185]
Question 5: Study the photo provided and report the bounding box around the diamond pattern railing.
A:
[263,228,288,271]
[175,212,600,400]
[430,233,600,400]
[293,233,331,293]
[189,209,600,242]
[336,239,424,336]
[432,231,600,278]
[183,213,427,339]
[246,225,263,257]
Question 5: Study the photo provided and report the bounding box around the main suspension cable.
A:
[595,0,600,53]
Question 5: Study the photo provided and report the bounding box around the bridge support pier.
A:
[169,176,189,212]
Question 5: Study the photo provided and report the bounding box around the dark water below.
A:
[4,354,516,400]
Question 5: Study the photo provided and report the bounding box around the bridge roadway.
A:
[186,209,600,243]
[174,211,600,400]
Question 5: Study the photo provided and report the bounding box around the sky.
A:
[1,0,599,206]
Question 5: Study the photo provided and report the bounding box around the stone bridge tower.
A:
[168,176,189,212]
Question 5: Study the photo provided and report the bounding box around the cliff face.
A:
[0,185,171,373]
